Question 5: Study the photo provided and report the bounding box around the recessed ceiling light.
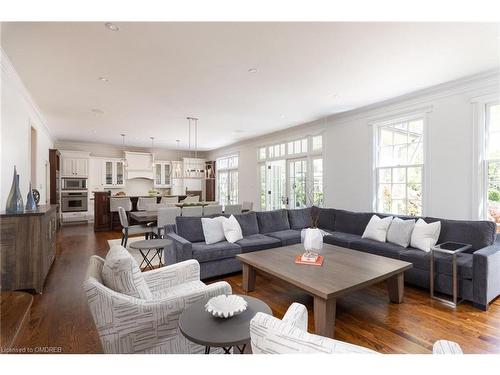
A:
[98,76,109,82]
[105,22,119,32]
[248,68,258,73]
[91,108,104,114]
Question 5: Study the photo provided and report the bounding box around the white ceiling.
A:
[2,22,499,150]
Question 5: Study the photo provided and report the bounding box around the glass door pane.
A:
[116,162,124,185]
[288,159,307,209]
[266,160,286,210]
[105,161,113,185]
[228,170,239,204]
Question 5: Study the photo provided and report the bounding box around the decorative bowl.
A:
[205,295,248,318]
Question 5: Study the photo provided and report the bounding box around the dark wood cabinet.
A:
[0,205,57,293]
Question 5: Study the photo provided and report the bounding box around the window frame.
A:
[372,112,428,216]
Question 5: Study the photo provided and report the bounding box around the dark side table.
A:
[128,238,172,270]
[430,241,472,307]
[179,294,272,354]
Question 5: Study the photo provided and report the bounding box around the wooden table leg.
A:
[242,263,256,292]
[387,272,404,303]
[313,296,336,338]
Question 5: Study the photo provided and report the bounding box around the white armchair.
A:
[84,257,231,354]
[250,303,463,354]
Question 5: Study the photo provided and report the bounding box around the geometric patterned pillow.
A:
[101,245,153,300]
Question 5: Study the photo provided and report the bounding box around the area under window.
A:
[375,117,424,216]
[485,102,500,224]
[216,155,239,206]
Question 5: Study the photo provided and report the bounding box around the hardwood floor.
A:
[10,223,500,354]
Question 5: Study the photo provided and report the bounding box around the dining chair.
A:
[157,207,182,237]
[202,205,223,216]
[161,196,179,204]
[109,197,132,230]
[137,197,157,211]
[118,207,156,246]
[224,204,242,215]
[242,201,253,211]
[181,206,203,217]
[180,195,200,204]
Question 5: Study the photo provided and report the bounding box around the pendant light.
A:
[120,134,128,167]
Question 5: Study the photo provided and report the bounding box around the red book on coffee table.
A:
[294,255,324,266]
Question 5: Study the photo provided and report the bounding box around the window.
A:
[258,134,323,210]
[486,102,500,224]
[216,155,239,206]
[375,117,424,216]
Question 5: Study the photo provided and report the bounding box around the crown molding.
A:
[1,48,54,142]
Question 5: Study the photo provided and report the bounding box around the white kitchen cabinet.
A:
[154,161,172,188]
[103,159,125,188]
[61,157,88,177]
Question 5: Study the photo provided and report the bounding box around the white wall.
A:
[1,49,54,207]
[208,71,500,220]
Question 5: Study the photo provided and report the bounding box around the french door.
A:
[218,169,239,206]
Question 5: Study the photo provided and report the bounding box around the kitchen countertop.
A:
[0,204,58,217]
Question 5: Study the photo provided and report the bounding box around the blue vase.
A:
[5,166,24,213]
[26,181,37,211]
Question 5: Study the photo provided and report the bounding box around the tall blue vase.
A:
[5,166,24,213]
[26,181,37,211]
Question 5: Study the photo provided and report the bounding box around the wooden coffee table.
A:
[236,243,412,338]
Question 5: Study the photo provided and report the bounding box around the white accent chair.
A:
[224,204,242,215]
[137,197,157,211]
[118,207,155,247]
[83,256,232,354]
[182,205,203,217]
[250,303,463,354]
[242,201,253,211]
[180,195,200,204]
[161,196,179,204]
[156,207,181,237]
[203,204,223,216]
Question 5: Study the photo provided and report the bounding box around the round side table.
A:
[179,295,272,354]
[128,238,172,270]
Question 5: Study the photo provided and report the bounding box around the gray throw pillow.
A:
[386,217,415,248]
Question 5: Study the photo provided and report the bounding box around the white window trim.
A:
[370,111,430,216]
[472,94,500,220]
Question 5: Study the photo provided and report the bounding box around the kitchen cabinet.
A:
[103,159,125,188]
[61,157,88,177]
[154,161,172,188]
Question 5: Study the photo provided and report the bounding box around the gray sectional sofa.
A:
[166,207,500,310]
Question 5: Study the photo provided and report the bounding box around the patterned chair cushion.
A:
[101,245,153,300]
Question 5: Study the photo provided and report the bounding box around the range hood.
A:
[125,151,153,180]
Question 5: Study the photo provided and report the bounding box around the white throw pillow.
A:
[201,216,226,245]
[222,215,243,243]
[410,218,441,252]
[362,215,393,242]
[101,245,152,299]
[387,217,416,248]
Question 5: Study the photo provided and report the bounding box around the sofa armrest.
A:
[432,340,463,354]
[282,302,308,331]
[143,259,200,291]
[166,232,193,262]
[473,245,500,308]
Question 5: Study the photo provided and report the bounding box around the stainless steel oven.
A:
[62,178,87,191]
[61,192,88,212]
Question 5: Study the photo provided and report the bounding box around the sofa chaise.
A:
[166,207,500,311]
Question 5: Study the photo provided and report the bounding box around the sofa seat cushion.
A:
[349,238,405,259]
[192,241,241,263]
[288,208,312,230]
[236,234,282,253]
[151,280,206,299]
[257,209,291,234]
[323,232,360,248]
[266,229,302,246]
[400,249,473,279]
